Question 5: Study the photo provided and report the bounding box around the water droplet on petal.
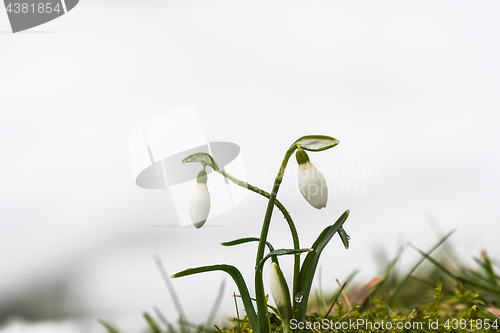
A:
[295,292,304,303]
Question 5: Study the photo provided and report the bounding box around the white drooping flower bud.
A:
[270,262,290,308]
[296,149,328,209]
[270,262,292,333]
[189,170,210,229]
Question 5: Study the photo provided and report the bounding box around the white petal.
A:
[270,263,287,308]
[189,183,210,228]
[298,161,328,209]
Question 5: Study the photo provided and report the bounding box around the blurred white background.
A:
[1,0,499,331]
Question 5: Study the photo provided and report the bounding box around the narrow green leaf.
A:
[476,252,500,284]
[153,307,175,333]
[254,270,270,333]
[257,248,313,270]
[323,270,358,318]
[293,135,340,152]
[143,312,162,333]
[182,152,216,168]
[205,280,226,329]
[296,210,350,327]
[98,319,121,333]
[411,245,500,294]
[221,237,275,252]
[410,244,458,280]
[154,255,187,325]
[172,264,260,333]
[323,281,346,319]
[233,292,242,333]
[297,210,350,293]
[222,237,279,265]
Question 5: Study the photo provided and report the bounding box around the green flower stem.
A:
[213,166,301,308]
[254,145,298,333]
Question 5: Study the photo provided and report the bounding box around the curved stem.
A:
[214,166,301,308]
[254,145,298,332]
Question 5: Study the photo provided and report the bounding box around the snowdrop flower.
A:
[296,148,328,209]
[270,262,288,307]
[189,169,210,229]
[270,262,292,333]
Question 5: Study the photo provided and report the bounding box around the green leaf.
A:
[221,237,279,266]
[172,264,260,333]
[182,153,216,168]
[143,312,162,333]
[257,248,313,270]
[205,280,226,329]
[296,210,350,326]
[221,237,275,251]
[293,135,340,152]
[411,244,500,294]
[98,319,121,333]
[297,210,350,293]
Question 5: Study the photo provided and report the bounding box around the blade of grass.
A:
[318,267,326,310]
[388,230,455,306]
[473,257,500,281]
[155,255,187,328]
[323,281,346,319]
[410,244,500,294]
[427,217,466,274]
[477,252,500,304]
[336,279,351,310]
[409,244,458,279]
[154,307,175,333]
[205,280,226,329]
[339,304,360,321]
[98,319,121,333]
[233,292,242,333]
[181,321,220,333]
[143,312,162,333]
[409,274,441,289]
[469,268,494,285]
